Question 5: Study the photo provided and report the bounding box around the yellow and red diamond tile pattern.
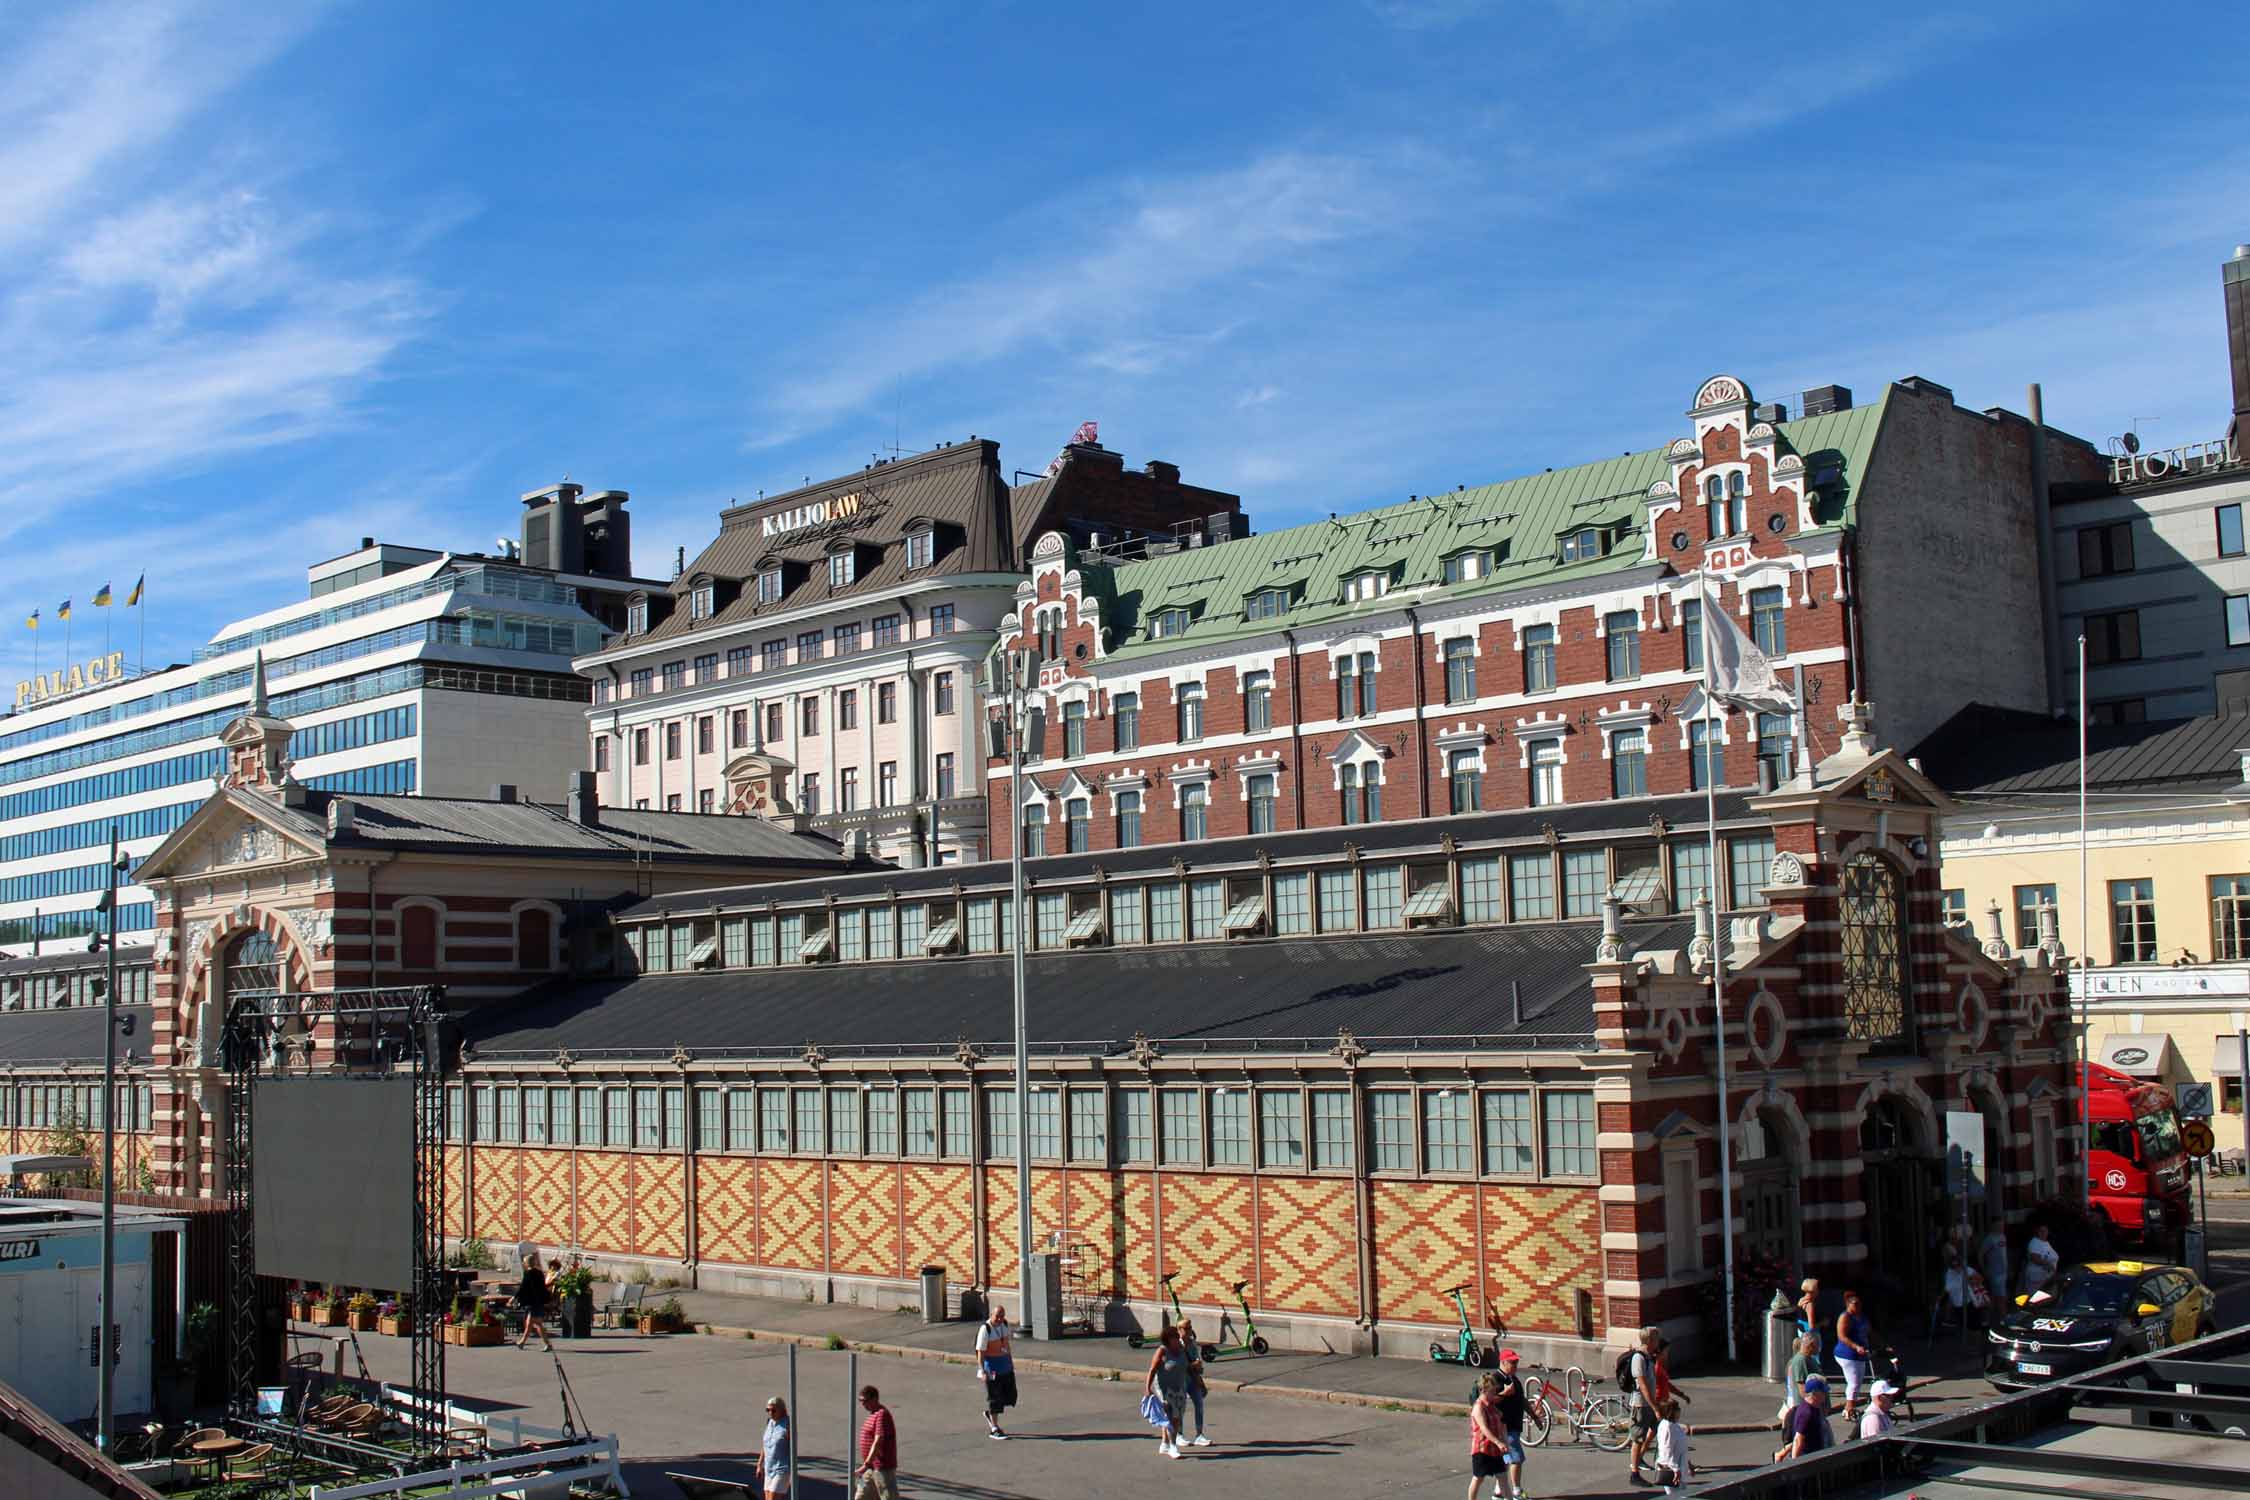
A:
[635,1158,686,1259]
[1255,1175,1357,1316]
[903,1164,974,1282]
[695,1157,759,1266]
[575,1151,632,1256]
[831,1162,900,1279]
[1158,1173,1254,1306]
[519,1149,572,1247]
[1479,1184,1601,1335]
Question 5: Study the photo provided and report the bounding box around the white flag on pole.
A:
[1701,581,1796,714]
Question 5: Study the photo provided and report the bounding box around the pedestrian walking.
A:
[853,1385,898,1500]
[1492,1347,1530,1499]
[975,1304,1017,1439]
[1177,1320,1211,1446]
[757,1397,791,1500]
[1978,1224,2010,1319]
[1859,1379,1899,1440]
[1141,1323,1192,1459]
[1778,1333,1820,1425]
[1653,1397,1691,1492]
[1626,1325,1661,1486]
[1833,1292,1876,1425]
[1794,1278,1821,1344]
[513,1251,551,1349]
[2020,1222,2059,1297]
[1774,1376,1833,1463]
[1467,1371,1510,1500]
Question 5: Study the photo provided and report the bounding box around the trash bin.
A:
[2184,1226,2208,1284]
[1764,1290,1797,1382]
[919,1266,948,1324]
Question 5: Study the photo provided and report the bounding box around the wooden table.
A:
[190,1434,248,1481]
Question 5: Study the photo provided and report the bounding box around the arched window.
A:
[225,931,281,1000]
[1840,852,1908,1043]
[400,906,439,971]
[517,908,553,971]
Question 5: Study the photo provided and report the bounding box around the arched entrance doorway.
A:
[221,930,292,1065]
[1739,1108,1802,1272]
[1860,1096,1935,1311]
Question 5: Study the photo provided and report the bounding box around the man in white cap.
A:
[1859,1379,1900,1440]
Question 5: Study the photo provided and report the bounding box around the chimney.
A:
[2226,243,2250,438]
[1143,459,1180,484]
[491,783,517,804]
[567,770,600,826]
[1801,384,1853,417]
[327,798,354,836]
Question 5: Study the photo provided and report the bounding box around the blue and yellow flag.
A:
[55,598,70,622]
[92,582,112,607]
[24,610,37,631]
[126,575,144,607]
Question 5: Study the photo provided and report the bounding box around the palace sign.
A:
[15,651,126,709]
[761,491,869,538]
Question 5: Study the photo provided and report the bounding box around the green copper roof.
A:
[1083,393,1888,662]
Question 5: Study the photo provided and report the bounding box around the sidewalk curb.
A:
[690,1322,1780,1431]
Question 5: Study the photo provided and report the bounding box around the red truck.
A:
[2082,1062,2190,1247]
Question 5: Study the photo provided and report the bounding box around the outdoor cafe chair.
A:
[226,1442,276,1481]
[600,1281,645,1327]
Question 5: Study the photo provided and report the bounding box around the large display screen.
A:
[251,1076,416,1291]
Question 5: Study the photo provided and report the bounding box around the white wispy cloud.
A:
[750,148,1448,445]
[0,0,434,551]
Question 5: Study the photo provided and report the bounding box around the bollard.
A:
[846,1350,860,1497]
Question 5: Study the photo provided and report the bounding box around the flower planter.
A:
[348,1310,378,1332]
[312,1306,346,1327]
[445,1323,505,1347]
[562,1292,593,1340]
[377,1316,409,1337]
[289,1303,312,1323]
[635,1313,681,1335]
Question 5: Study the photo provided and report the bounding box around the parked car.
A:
[1985,1260,2215,1389]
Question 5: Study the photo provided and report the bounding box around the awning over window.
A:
[1403,884,1456,924]
[2217,1035,2248,1078]
[2096,1033,2182,1078]
[686,938,719,969]
[923,918,961,954]
[1064,908,1105,944]
[798,928,834,963]
[1222,895,1268,935]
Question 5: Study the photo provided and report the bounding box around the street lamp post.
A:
[96,826,124,1448]
[990,648,1041,1323]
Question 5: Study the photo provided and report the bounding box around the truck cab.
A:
[2082,1063,2189,1247]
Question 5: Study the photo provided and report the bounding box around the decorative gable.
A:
[1644,374,1816,574]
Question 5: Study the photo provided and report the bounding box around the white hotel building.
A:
[0,484,650,959]
[576,436,1240,864]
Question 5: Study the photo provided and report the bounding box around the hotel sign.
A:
[15,651,126,709]
[761,491,871,538]
[2110,435,2240,486]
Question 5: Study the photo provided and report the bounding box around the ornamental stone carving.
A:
[1768,851,1807,888]
[284,907,333,954]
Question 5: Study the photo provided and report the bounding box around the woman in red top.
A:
[1467,1371,1511,1499]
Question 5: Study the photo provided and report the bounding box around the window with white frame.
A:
[1114,789,1143,849]
[1368,1090,1412,1171]
[1211,1088,1251,1166]
[1443,637,1476,704]
[1509,851,1554,920]
[1522,624,1556,692]
[1528,738,1565,806]
[1179,781,1209,841]
[1176,682,1205,741]
[1611,727,1649,798]
[1243,670,1272,731]
[757,568,783,604]
[1443,549,1490,584]
[1423,1089,1472,1172]
[1339,755,1383,824]
[1448,747,1481,813]
[829,551,855,588]
[1246,772,1277,833]
[1068,1089,1106,1162]
[1481,1089,1534,1174]
[1605,609,1641,681]
[690,582,715,619]
[1307,1088,1350,1170]
[1336,651,1377,718]
[905,529,934,569]
[1264,1088,1310,1168]
[1541,1090,1597,1176]
[1344,569,1390,603]
[1159,1088,1201,1165]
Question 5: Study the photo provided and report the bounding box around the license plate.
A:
[2017,1361,2052,1376]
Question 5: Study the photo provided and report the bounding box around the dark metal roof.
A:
[0,1005,154,1066]
[459,918,1674,1062]
[1914,703,2250,796]
[0,946,153,979]
[0,1371,166,1500]
[306,791,869,870]
[624,790,1762,919]
[625,442,1013,648]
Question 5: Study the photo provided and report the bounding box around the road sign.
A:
[2181,1119,2216,1158]
[2177,1082,2214,1120]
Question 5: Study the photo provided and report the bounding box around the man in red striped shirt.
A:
[855,1385,899,1500]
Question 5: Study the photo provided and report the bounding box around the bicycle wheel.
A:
[1585,1395,1634,1452]
[1521,1393,1553,1448]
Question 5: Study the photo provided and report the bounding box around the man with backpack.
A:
[1622,1326,1661,1486]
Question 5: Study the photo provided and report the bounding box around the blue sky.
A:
[2,0,2243,671]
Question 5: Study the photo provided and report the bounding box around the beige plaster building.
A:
[1920,704,2250,1153]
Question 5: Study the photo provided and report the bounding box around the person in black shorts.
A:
[514,1251,551,1349]
[1468,1371,1514,1499]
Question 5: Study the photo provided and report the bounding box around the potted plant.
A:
[288,1287,312,1322]
[312,1291,346,1327]
[377,1297,411,1337]
[638,1295,685,1335]
[347,1292,379,1332]
[444,1294,504,1347]
[552,1264,597,1340]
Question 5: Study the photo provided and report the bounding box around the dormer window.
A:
[626,598,649,634]
[688,580,715,620]
[1343,570,1390,603]
[905,528,934,570]
[757,567,784,604]
[1441,550,1490,584]
[1245,587,1290,620]
[828,551,856,588]
[1560,527,1603,563]
[1150,607,1190,639]
[1706,472,1746,537]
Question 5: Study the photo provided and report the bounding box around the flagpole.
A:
[1703,578,1737,1363]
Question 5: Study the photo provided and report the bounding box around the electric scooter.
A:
[1128,1271,1191,1351]
[1428,1283,1502,1367]
[1198,1279,1270,1359]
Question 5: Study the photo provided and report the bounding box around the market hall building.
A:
[432,723,2072,1364]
